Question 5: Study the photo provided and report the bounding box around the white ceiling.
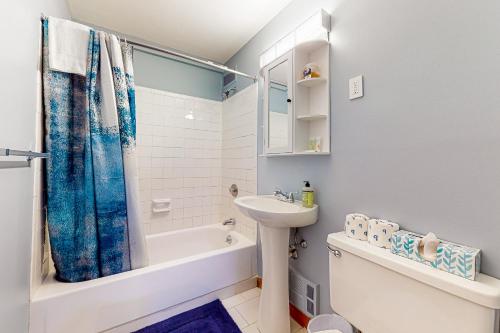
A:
[67,0,293,63]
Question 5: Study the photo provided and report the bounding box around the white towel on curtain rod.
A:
[48,17,90,76]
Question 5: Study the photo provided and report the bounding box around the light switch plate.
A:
[349,75,363,100]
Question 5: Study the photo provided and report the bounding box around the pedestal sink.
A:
[234,195,318,333]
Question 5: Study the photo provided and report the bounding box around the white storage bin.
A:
[307,314,353,333]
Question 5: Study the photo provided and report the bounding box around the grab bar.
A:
[0,148,49,169]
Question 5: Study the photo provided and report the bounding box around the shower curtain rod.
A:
[40,14,257,82]
[125,40,257,81]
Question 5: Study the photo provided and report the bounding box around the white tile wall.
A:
[221,85,258,241]
[269,112,289,148]
[136,86,223,234]
[136,84,258,240]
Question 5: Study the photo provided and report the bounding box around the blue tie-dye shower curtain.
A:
[42,20,148,282]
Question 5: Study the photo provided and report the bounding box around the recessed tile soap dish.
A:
[152,198,171,213]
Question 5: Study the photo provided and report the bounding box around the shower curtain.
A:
[42,20,148,282]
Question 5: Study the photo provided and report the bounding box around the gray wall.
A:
[0,0,70,331]
[133,49,223,101]
[226,0,500,314]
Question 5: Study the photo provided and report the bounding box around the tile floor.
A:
[222,287,307,333]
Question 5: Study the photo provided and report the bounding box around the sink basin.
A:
[234,195,318,228]
[234,195,319,333]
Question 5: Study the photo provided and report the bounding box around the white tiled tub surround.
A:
[221,84,258,241]
[136,86,223,234]
[135,84,258,241]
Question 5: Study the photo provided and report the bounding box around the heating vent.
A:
[289,266,319,317]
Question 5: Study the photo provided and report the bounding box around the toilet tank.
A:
[327,232,500,333]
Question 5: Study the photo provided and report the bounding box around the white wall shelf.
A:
[294,39,330,53]
[296,77,327,87]
[296,114,328,120]
[260,151,330,157]
[293,38,331,154]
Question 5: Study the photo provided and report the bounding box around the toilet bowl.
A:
[327,232,500,333]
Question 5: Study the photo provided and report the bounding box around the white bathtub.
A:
[30,225,256,333]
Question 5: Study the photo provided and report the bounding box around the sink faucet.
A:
[222,218,236,226]
[273,187,296,203]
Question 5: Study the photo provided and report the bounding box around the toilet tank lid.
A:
[327,232,500,309]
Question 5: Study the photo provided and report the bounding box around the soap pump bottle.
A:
[302,181,314,208]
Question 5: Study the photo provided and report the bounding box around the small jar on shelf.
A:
[302,63,320,79]
[307,137,321,152]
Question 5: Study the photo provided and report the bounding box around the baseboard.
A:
[289,302,310,328]
[256,277,310,328]
[256,276,262,289]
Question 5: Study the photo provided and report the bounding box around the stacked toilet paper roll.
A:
[368,219,400,248]
[345,213,370,240]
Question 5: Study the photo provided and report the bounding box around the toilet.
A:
[327,232,500,333]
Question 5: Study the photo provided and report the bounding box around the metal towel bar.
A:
[0,148,49,169]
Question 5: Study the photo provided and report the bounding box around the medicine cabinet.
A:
[262,39,330,156]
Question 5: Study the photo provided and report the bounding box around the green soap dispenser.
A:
[302,181,314,208]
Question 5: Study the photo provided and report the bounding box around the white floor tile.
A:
[291,318,302,333]
[239,321,307,333]
[238,287,261,300]
[228,308,248,329]
[221,294,246,309]
[222,287,306,333]
[235,296,260,325]
[241,323,260,333]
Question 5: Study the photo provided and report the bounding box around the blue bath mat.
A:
[133,299,241,333]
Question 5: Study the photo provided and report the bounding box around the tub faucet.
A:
[223,218,236,226]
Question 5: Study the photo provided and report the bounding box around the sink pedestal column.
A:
[258,224,291,333]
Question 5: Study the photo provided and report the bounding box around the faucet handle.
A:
[288,191,299,203]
